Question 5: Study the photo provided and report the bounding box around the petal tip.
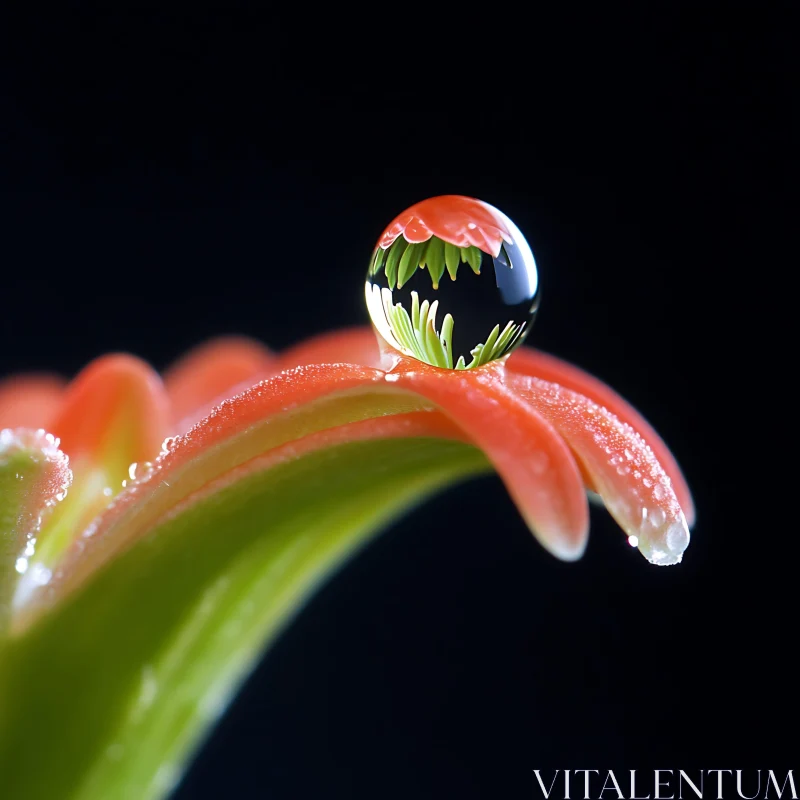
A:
[550,539,588,562]
[533,519,589,562]
[637,511,691,566]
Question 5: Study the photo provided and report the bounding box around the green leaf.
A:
[371,246,387,276]
[444,242,461,281]
[424,238,446,289]
[0,434,488,800]
[465,246,483,274]
[440,314,455,370]
[397,242,423,288]
[384,238,408,290]
[424,304,449,369]
[494,321,520,357]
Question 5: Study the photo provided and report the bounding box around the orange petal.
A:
[164,336,278,432]
[26,362,417,611]
[378,196,511,256]
[506,371,690,565]
[51,354,170,474]
[0,375,65,429]
[389,359,589,561]
[278,326,382,369]
[19,355,171,587]
[507,347,695,526]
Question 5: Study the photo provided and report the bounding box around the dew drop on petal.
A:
[636,511,691,566]
[365,196,540,369]
[160,436,178,455]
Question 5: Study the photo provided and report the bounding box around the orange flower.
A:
[1,327,694,630]
[377,194,513,256]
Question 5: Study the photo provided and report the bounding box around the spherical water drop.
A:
[365,195,539,369]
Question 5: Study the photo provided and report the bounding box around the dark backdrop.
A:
[0,8,792,799]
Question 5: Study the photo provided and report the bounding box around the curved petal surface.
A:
[506,371,690,565]
[388,359,589,560]
[278,326,382,370]
[164,337,278,432]
[0,376,66,430]
[22,355,171,588]
[278,326,694,527]
[506,347,695,526]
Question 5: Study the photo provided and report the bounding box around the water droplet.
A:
[103,486,113,497]
[650,549,669,564]
[365,196,539,369]
[28,562,52,586]
[160,436,178,455]
[636,511,690,566]
[666,521,690,554]
[15,557,28,574]
[628,535,639,547]
[128,462,138,481]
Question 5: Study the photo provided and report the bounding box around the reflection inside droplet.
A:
[365,197,540,369]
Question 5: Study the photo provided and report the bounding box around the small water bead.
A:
[160,436,178,456]
[365,195,540,369]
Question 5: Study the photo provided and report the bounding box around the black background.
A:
[0,7,793,799]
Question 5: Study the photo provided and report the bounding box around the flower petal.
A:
[21,355,170,587]
[378,196,511,256]
[14,362,467,623]
[164,336,278,432]
[506,347,695,526]
[1,422,487,799]
[288,328,695,529]
[273,326,690,559]
[50,354,170,475]
[0,375,66,429]
[388,359,589,561]
[505,371,690,565]
[278,326,382,369]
